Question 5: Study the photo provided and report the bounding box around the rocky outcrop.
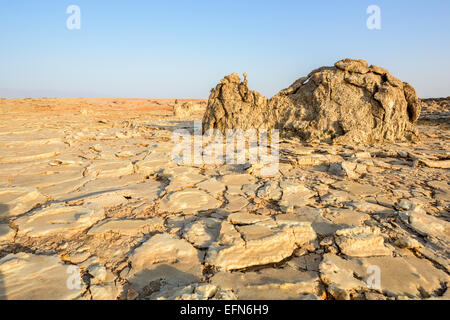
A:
[202,73,271,132]
[202,59,421,144]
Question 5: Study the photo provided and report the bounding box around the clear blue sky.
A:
[1,0,449,98]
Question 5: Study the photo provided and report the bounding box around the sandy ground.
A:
[0,97,448,300]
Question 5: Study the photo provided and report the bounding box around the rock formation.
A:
[202,59,421,144]
[202,73,271,131]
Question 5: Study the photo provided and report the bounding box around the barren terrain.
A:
[0,97,449,300]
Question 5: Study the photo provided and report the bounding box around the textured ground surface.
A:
[0,97,449,300]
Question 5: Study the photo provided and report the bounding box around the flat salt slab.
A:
[88,217,164,236]
[227,212,269,225]
[0,252,82,300]
[90,283,122,300]
[135,152,174,175]
[0,151,61,164]
[11,169,83,189]
[127,233,203,292]
[158,188,221,214]
[38,177,91,201]
[160,166,207,192]
[115,180,162,202]
[335,226,392,257]
[332,181,383,197]
[196,178,226,196]
[84,161,134,178]
[319,253,368,300]
[321,253,450,299]
[279,190,316,208]
[182,218,221,248]
[0,224,15,243]
[223,194,249,212]
[294,154,342,166]
[62,174,147,202]
[354,255,450,299]
[165,173,207,192]
[211,267,323,300]
[276,208,339,236]
[277,182,316,208]
[402,210,450,242]
[257,181,282,200]
[151,283,219,300]
[206,221,316,271]
[16,204,105,238]
[219,174,257,186]
[0,186,47,218]
[323,208,370,227]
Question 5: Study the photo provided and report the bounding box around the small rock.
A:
[335,226,392,257]
[394,237,423,249]
[158,188,221,214]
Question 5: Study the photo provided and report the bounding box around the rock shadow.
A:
[0,204,9,299]
[0,203,10,224]
[0,270,4,300]
[144,120,203,135]
[126,264,202,299]
[57,189,123,203]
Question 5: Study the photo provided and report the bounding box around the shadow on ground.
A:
[0,204,9,300]
[145,120,204,135]
[57,189,122,203]
[0,270,4,300]
[126,264,202,299]
[0,204,9,223]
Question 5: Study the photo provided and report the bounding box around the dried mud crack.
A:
[0,69,449,300]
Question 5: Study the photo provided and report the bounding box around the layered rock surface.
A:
[203,59,421,144]
[0,253,83,300]
[0,97,448,300]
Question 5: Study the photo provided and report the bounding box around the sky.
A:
[0,0,449,99]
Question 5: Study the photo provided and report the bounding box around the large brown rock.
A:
[202,59,421,144]
[202,73,271,132]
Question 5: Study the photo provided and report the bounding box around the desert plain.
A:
[0,67,449,300]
